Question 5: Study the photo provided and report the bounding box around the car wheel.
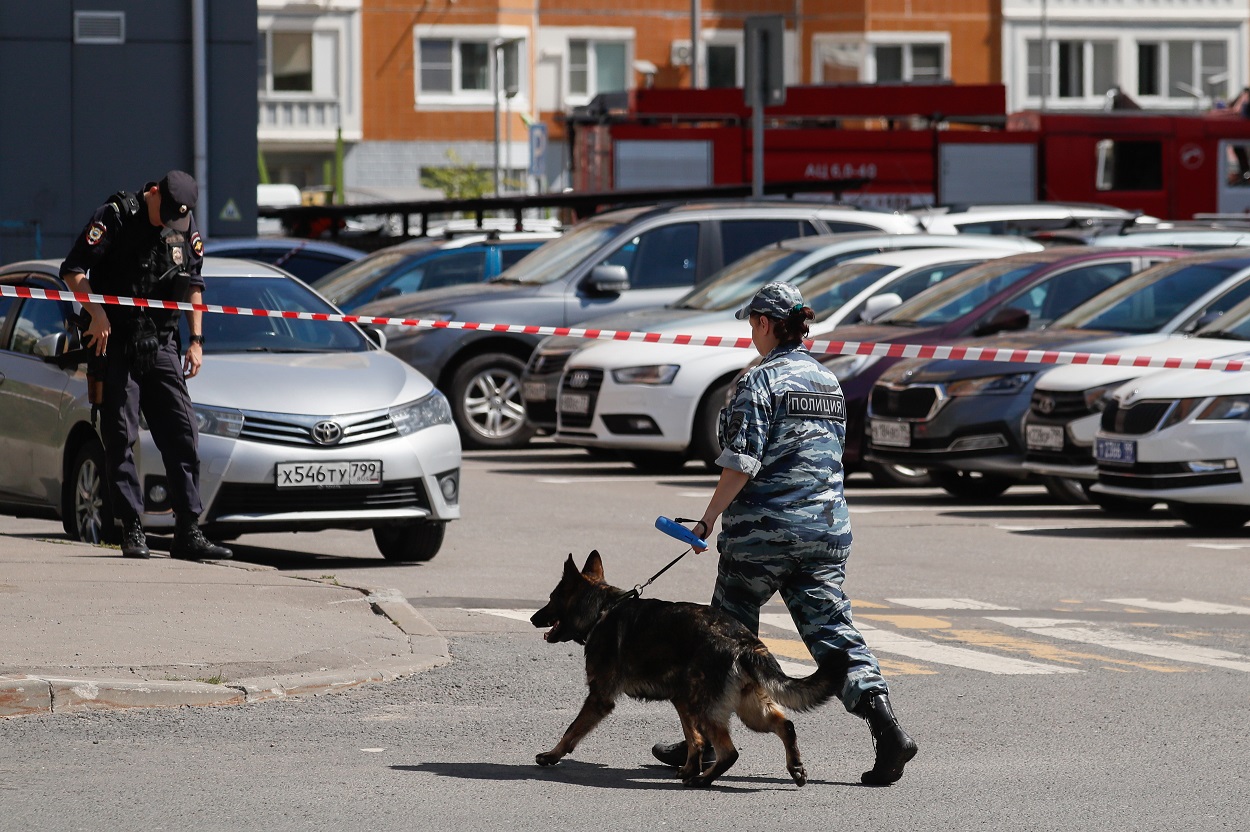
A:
[1166,502,1250,531]
[931,470,1014,499]
[1041,475,1091,505]
[63,440,120,545]
[624,451,688,474]
[450,353,536,450]
[691,379,732,469]
[866,460,934,488]
[373,521,446,561]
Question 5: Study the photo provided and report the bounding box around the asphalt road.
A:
[3,441,1249,830]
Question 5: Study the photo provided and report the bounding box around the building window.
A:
[1027,40,1116,100]
[259,29,338,96]
[707,44,739,88]
[1138,40,1229,101]
[569,40,627,98]
[418,37,521,97]
[873,43,945,83]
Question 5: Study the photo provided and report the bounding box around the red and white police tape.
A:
[4,283,1250,372]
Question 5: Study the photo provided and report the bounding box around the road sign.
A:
[529,123,548,179]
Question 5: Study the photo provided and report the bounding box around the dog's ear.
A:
[581,549,604,581]
[563,554,579,579]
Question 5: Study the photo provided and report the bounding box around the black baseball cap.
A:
[157,170,197,231]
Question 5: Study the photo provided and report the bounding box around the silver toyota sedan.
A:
[0,257,460,561]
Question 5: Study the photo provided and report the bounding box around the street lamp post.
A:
[493,37,522,197]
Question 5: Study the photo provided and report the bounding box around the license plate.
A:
[276,460,383,488]
[1026,424,1065,451]
[870,419,911,448]
[559,393,590,415]
[523,380,550,401]
[1094,438,1136,465]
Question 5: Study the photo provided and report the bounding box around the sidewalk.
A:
[0,532,448,718]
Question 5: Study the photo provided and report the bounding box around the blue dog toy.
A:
[655,516,708,549]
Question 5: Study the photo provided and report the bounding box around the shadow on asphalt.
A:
[391,760,855,791]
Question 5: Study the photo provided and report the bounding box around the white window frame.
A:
[702,30,744,88]
[811,32,950,84]
[414,24,530,111]
[1135,38,1232,105]
[258,19,341,100]
[549,28,634,108]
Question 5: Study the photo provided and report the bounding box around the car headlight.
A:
[1157,398,1205,430]
[1082,383,1121,412]
[822,354,876,381]
[389,391,453,435]
[1197,395,1250,421]
[945,372,1034,396]
[193,405,244,438]
[381,311,454,340]
[611,365,680,385]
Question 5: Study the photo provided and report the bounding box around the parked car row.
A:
[12,198,1250,558]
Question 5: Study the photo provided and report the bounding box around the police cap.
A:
[158,170,197,231]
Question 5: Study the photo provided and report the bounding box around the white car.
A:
[1091,351,1250,530]
[908,202,1159,237]
[547,247,1029,470]
[1022,251,1250,507]
[0,258,460,562]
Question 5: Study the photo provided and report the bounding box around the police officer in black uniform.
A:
[60,170,232,561]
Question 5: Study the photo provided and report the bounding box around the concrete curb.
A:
[0,572,449,719]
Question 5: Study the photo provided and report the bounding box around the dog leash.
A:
[629,517,708,598]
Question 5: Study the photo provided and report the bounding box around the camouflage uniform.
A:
[711,341,889,712]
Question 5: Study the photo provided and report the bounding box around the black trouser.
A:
[100,335,202,521]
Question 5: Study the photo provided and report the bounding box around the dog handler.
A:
[653,281,918,785]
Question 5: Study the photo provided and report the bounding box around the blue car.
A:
[203,237,365,284]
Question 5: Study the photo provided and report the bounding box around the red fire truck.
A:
[566,84,1250,220]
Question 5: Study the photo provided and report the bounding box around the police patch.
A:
[191,231,203,256]
[785,390,845,420]
[86,222,106,246]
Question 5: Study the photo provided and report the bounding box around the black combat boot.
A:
[651,740,715,768]
[120,517,150,559]
[854,693,918,786]
[171,516,233,561]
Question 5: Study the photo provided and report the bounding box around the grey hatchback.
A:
[354,200,935,449]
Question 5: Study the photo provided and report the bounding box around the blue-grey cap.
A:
[735,281,805,320]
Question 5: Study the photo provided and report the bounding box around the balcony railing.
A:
[258,97,346,138]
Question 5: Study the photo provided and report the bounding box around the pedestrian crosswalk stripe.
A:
[987,617,1250,672]
[1103,598,1250,615]
[887,598,1019,610]
[465,608,533,623]
[758,614,1078,676]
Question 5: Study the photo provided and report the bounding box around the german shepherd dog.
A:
[530,551,849,788]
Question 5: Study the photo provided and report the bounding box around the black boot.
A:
[854,693,917,786]
[171,516,232,561]
[120,518,150,559]
[651,740,714,768]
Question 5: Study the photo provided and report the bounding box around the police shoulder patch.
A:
[86,222,106,246]
[785,390,845,420]
[191,231,203,256]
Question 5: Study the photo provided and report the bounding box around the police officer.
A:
[653,282,917,785]
[60,170,232,561]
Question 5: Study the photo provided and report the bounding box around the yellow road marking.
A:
[938,628,1185,673]
[760,637,936,676]
[859,614,952,629]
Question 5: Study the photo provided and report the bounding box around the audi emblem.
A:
[1037,396,1056,415]
[567,370,591,388]
[311,420,343,445]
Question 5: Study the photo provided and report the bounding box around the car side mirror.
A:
[585,264,630,295]
[973,306,1030,336]
[33,331,68,359]
[359,324,388,350]
[859,293,902,323]
[376,286,401,300]
[1188,310,1224,333]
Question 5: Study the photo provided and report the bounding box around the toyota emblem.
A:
[311,420,343,445]
[568,370,590,388]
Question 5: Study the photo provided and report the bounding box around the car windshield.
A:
[1053,261,1239,333]
[182,275,370,353]
[877,258,1047,326]
[311,249,428,306]
[673,248,810,311]
[803,263,897,321]
[497,218,625,285]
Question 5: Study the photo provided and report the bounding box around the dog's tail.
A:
[741,645,850,713]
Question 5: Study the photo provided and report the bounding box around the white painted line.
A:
[988,617,1250,672]
[465,608,535,623]
[759,614,1076,676]
[850,506,943,514]
[888,598,1020,611]
[1105,598,1250,615]
[1189,543,1250,550]
[778,659,817,677]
